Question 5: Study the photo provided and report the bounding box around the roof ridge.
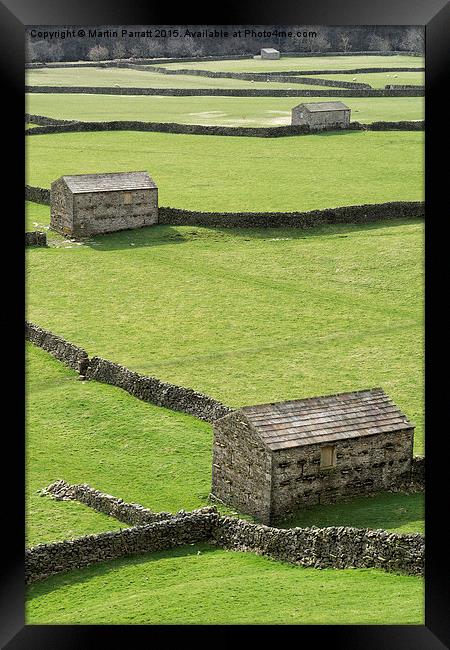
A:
[240,388,384,412]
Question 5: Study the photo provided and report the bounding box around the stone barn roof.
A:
[233,388,413,451]
[295,101,350,113]
[58,171,157,194]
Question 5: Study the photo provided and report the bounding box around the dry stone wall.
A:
[411,456,425,485]
[25,321,232,421]
[25,507,424,583]
[386,84,425,90]
[25,185,50,204]
[24,187,425,229]
[24,117,425,138]
[43,479,215,526]
[25,511,218,583]
[255,66,424,76]
[211,517,424,576]
[159,201,424,229]
[25,321,89,372]
[25,51,422,69]
[25,231,47,247]
[25,114,76,126]
[86,356,232,422]
[25,85,424,97]
[146,65,371,89]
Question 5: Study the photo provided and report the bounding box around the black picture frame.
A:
[2,0,448,646]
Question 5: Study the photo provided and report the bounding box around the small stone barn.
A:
[291,101,351,131]
[260,48,280,59]
[211,388,414,524]
[50,171,158,238]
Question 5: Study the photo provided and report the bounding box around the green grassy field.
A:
[312,70,424,88]
[161,54,424,73]
[26,216,424,454]
[26,66,334,91]
[25,54,425,624]
[25,201,51,232]
[27,342,424,624]
[26,543,423,624]
[282,492,423,534]
[26,93,424,126]
[26,343,215,546]
[26,130,424,212]
[26,342,424,547]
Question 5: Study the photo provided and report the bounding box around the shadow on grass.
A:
[26,542,217,598]
[80,218,423,251]
[279,490,424,533]
[84,225,190,251]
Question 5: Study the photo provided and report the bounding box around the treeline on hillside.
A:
[26,25,424,63]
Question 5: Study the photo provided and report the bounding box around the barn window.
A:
[123,192,132,205]
[320,445,336,469]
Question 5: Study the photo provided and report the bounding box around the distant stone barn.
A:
[50,171,158,238]
[211,388,414,524]
[260,48,280,59]
[291,101,351,131]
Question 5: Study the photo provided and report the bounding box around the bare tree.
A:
[401,27,425,53]
[339,32,352,52]
[25,35,37,62]
[47,42,64,62]
[88,45,110,61]
[111,41,127,59]
[307,28,331,53]
[368,33,393,52]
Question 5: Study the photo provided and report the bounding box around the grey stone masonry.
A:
[86,356,233,422]
[212,388,415,524]
[25,321,89,372]
[26,512,218,583]
[211,517,424,576]
[260,48,281,59]
[25,231,47,247]
[292,101,351,131]
[26,502,424,582]
[50,171,158,238]
[42,479,215,526]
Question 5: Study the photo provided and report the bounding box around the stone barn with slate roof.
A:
[211,388,414,524]
[291,101,351,131]
[50,171,158,238]
[260,48,280,59]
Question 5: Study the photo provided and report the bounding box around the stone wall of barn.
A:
[270,428,414,522]
[211,412,273,523]
[50,178,74,236]
[292,107,351,129]
[69,188,158,237]
[261,50,280,60]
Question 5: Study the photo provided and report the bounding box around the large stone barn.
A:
[211,388,414,524]
[50,171,158,238]
[291,101,351,131]
[260,48,280,59]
